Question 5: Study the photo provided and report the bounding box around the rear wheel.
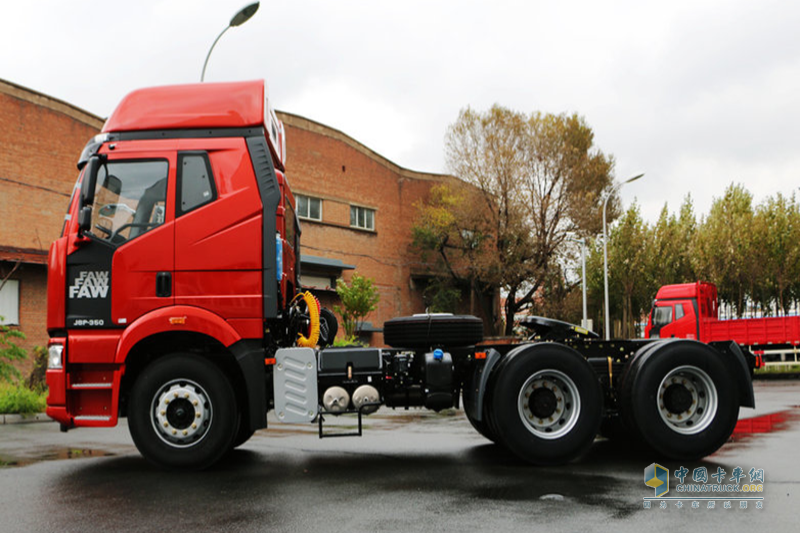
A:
[489,344,602,465]
[128,354,237,469]
[621,340,739,459]
[464,406,499,443]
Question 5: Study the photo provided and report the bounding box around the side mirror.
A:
[78,206,92,233]
[80,156,100,207]
[78,156,101,236]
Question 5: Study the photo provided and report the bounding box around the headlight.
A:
[48,344,64,369]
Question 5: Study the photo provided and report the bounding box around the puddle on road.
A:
[0,447,115,468]
[3,409,796,468]
[729,408,800,443]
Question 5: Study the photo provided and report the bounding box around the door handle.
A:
[156,272,172,298]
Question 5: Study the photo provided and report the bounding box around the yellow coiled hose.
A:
[296,291,321,347]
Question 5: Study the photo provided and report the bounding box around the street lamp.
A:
[568,235,589,330]
[602,173,644,340]
[201,2,260,82]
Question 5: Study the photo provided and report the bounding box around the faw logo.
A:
[69,271,110,299]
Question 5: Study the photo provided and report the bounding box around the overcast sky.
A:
[2,0,798,224]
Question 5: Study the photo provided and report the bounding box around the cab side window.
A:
[177,152,216,215]
[675,303,685,320]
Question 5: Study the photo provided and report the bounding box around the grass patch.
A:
[0,382,47,414]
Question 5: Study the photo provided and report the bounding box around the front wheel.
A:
[128,354,237,469]
[489,344,602,465]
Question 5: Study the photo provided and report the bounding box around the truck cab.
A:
[46,81,298,437]
[645,281,718,339]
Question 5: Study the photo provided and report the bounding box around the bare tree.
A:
[415,106,616,335]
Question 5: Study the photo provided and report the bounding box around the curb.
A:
[1,413,53,425]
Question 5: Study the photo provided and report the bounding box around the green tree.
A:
[422,277,463,314]
[0,318,26,384]
[674,195,698,283]
[693,184,756,316]
[415,105,616,335]
[334,273,380,338]
[412,183,497,326]
[753,193,800,315]
[607,203,650,337]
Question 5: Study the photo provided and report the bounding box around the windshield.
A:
[89,160,168,245]
[652,306,673,327]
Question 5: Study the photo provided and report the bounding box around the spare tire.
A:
[383,314,484,348]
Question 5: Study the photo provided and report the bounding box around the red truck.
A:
[46,81,756,469]
[646,281,798,362]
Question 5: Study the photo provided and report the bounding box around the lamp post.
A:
[602,173,644,340]
[201,2,260,82]
[568,235,589,329]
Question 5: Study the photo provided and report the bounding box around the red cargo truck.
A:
[646,281,800,361]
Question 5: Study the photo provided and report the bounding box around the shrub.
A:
[334,273,380,338]
[0,382,47,414]
[28,346,48,392]
[332,335,367,348]
[0,317,26,384]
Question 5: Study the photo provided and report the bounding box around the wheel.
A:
[383,314,483,348]
[128,354,237,469]
[620,340,740,460]
[318,307,338,348]
[464,408,499,443]
[489,344,603,465]
[230,417,256,449]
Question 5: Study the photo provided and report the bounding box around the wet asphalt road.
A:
[0,380,798,533]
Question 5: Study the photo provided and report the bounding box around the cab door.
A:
[65,145,176,329]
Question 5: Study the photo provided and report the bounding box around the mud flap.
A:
[708,341,756,408]
[464,349,502,423]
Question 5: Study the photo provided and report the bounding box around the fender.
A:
[115,305,242,364]
[707,341,756,408]
[463,348,502,422]
[627,339,755,408]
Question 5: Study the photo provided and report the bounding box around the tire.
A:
[489,344,603,465]
[383,314,483,349]
[602,341,668,444]
[128,354,238,470]
[620,340,740,460]
[231,424,256,449]
[319,307,338,348]
[464,405,499,443]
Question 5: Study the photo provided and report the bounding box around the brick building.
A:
[0,78,496,374]
[1,79,105,374]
